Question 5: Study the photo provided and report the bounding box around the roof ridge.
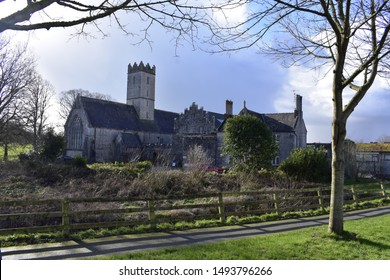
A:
[264,112,295,115]
[154,108,179,114]
[80,95,125,106]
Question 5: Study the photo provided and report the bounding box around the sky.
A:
[2,2,390,143]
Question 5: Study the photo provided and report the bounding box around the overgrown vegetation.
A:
[1,146,389,247]
[0,158,313,201]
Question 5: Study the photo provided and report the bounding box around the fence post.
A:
[273,193,280,216]
[148,199,157,230]
[317,188,325,213]
[62,199,70,236]
[381,183,387,198]
[351,186,358,203]
[218,193,226,224]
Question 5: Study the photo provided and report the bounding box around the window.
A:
[272,156,280,166]
[147,77,150,84]
[68,115,83,149]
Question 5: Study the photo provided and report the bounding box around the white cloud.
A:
[211,1,248,27]
[275,65,390,143]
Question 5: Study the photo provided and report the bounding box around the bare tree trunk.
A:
[328,91,347,234]
[3,142,9,161]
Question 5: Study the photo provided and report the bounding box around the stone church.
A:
[64,62,307,166]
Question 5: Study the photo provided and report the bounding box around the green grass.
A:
[0,144,31,161]
[1,198,389,247]
[96,214,390,260]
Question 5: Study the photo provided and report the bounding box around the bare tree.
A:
[58,89,112,121]
[0,0,226,44]
[185,144,212,171]
[211,1,390,234]
[377,135,390,143]
[0,35,35,160]
[22,72,55,153]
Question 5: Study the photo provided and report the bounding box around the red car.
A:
[204,166,224,174]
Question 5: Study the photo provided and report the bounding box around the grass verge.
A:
[1,198,389,247]
[95,214,390,260]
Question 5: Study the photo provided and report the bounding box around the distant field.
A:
[0,144,31,161]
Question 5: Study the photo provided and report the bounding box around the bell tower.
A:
[127,61,156,120]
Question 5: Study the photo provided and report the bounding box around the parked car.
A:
[203,166,225,174]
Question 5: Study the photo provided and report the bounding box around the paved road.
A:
[2,206,390,260]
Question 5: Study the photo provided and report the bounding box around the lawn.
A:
[0,144,31,161]
[96,214,390,260]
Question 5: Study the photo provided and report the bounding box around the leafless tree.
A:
[0,0,231,45]
[0,35,35,160]
[211,0,390,234]
[185,144,212,171]
[22,72,55,153]
[58,89,112,121]
[377,135,390,143]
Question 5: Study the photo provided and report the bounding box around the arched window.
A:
[68,115,83,149]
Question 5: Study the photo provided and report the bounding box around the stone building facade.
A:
[356,143,390,178]
[65,62,307,166]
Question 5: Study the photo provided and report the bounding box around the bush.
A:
[279,146,331,183]
[72,156,88,168]
[40,130,65,160]
[223,114,278,172]
[88,161,152,175]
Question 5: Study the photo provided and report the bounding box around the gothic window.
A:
[68,115,83,149]
[272,156,280,166]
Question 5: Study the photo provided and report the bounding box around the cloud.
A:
[211,1,248,27]
[275,65,390,143]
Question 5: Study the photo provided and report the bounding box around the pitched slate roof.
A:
[79,96,179,134]
[207,111,226,130]
[119,133,142,148]
[241,109,296,133]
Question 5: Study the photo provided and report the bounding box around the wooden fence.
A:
[0,183,388,236]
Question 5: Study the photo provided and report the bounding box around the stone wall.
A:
[174,103,217,134]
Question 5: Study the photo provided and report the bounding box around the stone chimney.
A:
[225,100,233,116]
[294,94,303,118]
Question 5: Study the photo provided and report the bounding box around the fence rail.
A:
[0,183,388,235]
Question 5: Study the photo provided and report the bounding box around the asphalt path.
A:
[2,206,390,260]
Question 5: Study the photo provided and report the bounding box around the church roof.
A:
[79,96,179,134]
[119,133,142,148]
[207,111,226,129]
[242,109,296,133]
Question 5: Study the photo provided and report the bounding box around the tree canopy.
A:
[223,114,278,172]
